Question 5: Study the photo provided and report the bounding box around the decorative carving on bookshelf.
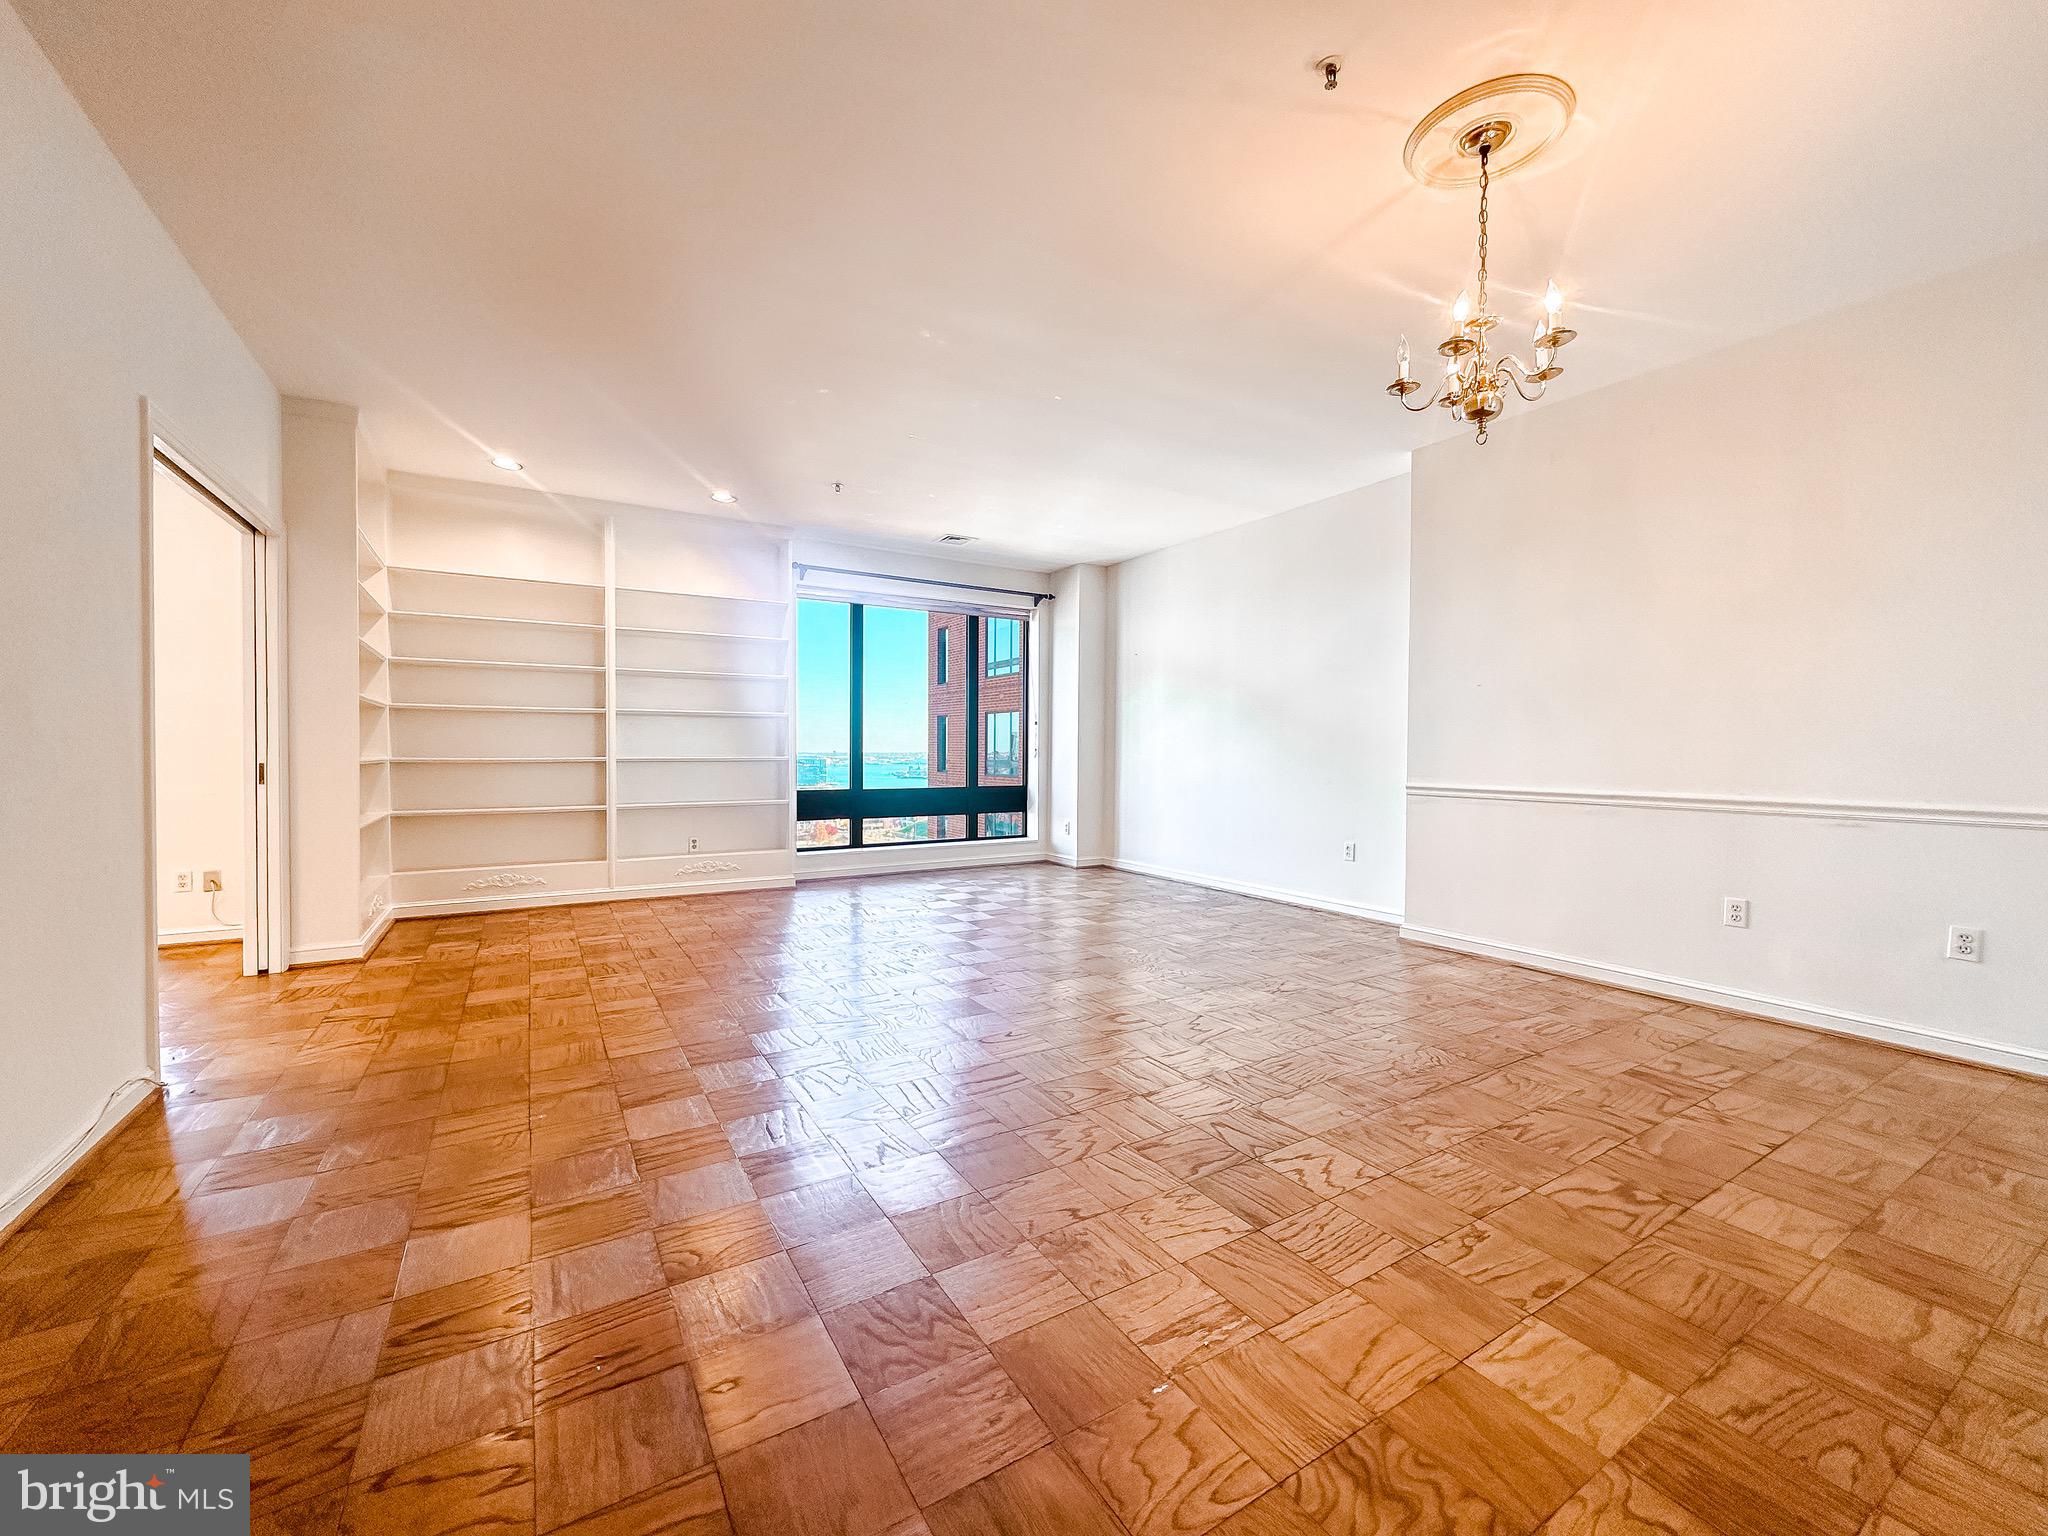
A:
[464,871,549,891]
[673,859,742,877]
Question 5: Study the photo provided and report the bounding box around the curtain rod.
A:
[792,562,1052,605]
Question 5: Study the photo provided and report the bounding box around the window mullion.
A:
[847,602,864,848]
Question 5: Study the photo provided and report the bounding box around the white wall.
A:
[1048,564,1112,866]
[284,400,379,961]
[152,466,247,941]
[1405,242,2048,1071]
[0,2,279,1219]
[1109,478,1410,921]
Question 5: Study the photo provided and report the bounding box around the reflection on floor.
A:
[1,867,2044,1535]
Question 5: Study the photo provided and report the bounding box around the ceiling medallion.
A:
[1387,74,1579,444]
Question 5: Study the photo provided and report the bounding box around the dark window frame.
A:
[797,600,1027,847]
[935,627,949,686]
[934,713,949,775]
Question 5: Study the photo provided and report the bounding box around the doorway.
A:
[148,450,273,979]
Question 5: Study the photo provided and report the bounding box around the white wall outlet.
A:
[1722,897,1750,928]
[1341,841,1357,862]
[1063,820,1073,837]
[202,870,224,893]
[174,871,194,894]
[688,837,700,853]
[1947,926,1983,962]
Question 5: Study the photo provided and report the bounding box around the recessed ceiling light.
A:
[709,489,738,504]
[488,453,523,472]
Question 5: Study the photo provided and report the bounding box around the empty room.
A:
[2,3,2044,1533]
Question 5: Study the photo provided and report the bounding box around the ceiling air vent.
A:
[936,534,977,545]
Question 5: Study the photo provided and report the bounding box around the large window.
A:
[797,599,1028,848]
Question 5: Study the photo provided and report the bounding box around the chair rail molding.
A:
[1405,783,2048,831]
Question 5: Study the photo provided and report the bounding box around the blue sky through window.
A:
[796,599,930,755]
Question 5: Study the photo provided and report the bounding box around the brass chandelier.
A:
[1386,77,1579,444]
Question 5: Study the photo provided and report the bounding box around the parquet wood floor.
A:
[3,866,2045,1535]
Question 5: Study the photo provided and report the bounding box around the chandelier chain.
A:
[1475,143,1490,315]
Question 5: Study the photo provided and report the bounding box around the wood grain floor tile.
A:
[1270,1289,1454,1411]
[340,1423,533,1536]
[790,1217,928,1311]
[717,1401,918,1536]
[1615,1399,1868,1536]
[354,1333,531,1479]
[1356,1252,1524,1360]
[397,1212,531,1296]
[1683,1343,1914,1502]
[1121,1185,1257,1262]
[1281,1419,1503,1536]
[922,1443,1127,1536]
[542,1464,728,1536]
[655,1203,782,1286]
[533,1288,690,1413]
[534,1231,667,1325]
[1186,1233,1341,1328]
[194,1305,390,1436]
[987,1300,1164,1434]
[1262,1200,1409,1286]
[1178,1333,1375,1479]
[1532,1461,1722,1536]
[822,1275,984,1397]
[1786,1263,1984,1378]
[535,1363,711,1530]
[1425,1223,1588,1311]
[381,1264,532,1373]
[1033,1210,1174,1297]
[934,1241,1087,1341]
[1096,1265,1264,1372]
[1468,1319,1671,1458]
[670,1250,815,1360]
[1335,1177,1472,1248]
[1386,1366,1607,1535]
[689,1314,858,1455]
[890,1193,1025,1270]
[868,1349,1052,1504]
[1062,1383,1272,1536]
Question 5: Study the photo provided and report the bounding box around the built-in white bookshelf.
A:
[365,491,794,914]
[356,528,394,931]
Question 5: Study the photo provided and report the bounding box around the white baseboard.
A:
[1399,922,2048,1078]
[0,1078,162,1239]
[1047,852,1109,869]
[392,874,797,921]
[1108,857,1403,926]
[797,845,1047,881]
[290,907,395,966]
[157,924,241,948]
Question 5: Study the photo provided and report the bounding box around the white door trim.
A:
[141,401,290,1077]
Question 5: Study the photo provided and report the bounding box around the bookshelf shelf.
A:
[365,508,795,912]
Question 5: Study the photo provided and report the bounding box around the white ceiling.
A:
[20,0,2048,566]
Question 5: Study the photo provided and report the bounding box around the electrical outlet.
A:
[174,871,194,894]
[1063,821,1073,837]
[1722,897,1750,929]
[1947,926,1983,962]
[202,870,224,893]
[1341,842,1357,862]
[688,837,699,853]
